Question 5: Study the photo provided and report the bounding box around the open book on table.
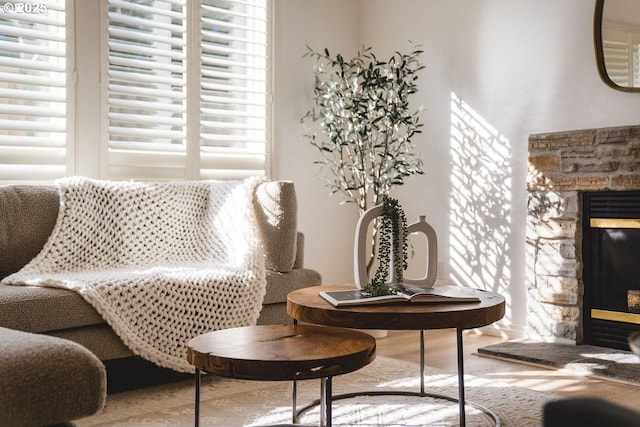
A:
[319,284,482,307]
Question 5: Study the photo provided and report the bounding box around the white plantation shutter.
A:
[0,1,67,183]
[199,0,268,179]
[107,0,268,180]
[107,0,188,180]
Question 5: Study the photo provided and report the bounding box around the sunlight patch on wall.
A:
[449,92,512,324]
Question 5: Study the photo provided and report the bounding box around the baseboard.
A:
[475,320,525,340]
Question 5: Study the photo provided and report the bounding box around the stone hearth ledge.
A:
[477,340,640,385]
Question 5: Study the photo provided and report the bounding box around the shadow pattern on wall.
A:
[449,92,513,326]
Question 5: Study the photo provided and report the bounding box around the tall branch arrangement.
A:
[301,45,425,213]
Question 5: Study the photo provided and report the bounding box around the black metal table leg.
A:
[420,329,425,395]
[292,379,298,424]
[194,368,201,427]
[320,376,332,427]
[292,319,299,424]
[457,328,466,426]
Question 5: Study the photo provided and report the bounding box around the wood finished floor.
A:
[375,329,640,411]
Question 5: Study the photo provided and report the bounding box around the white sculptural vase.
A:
[404,215,438,288]
[354,205,438,289]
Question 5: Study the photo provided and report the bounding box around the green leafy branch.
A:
[301,45,425,213]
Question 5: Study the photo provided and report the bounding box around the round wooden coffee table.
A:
[287,284,506,426]
[187,324,376,427]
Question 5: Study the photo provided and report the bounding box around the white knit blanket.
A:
[2,176,267,373]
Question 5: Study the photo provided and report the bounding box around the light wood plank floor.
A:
[375,329,640,411]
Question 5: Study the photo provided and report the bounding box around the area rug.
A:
[77,356,555,427]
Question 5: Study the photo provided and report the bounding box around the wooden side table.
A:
[187,324,376,427]
[287,284,506,426]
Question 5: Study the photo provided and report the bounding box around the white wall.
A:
[272,0,362,285]
[273,0,640,336]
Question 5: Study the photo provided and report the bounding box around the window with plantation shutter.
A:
[107,0,268,180]
[0,1,67,183]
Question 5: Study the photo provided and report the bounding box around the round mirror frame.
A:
[594,0,640,92]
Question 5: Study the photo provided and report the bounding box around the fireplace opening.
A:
[583,191,640,351]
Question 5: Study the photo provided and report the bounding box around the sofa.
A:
[0,326,107,427]
[0,180,322,362]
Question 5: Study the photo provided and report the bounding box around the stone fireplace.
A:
[526,124,640,347]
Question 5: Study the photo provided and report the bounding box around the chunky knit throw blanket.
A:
[2,176,267,373]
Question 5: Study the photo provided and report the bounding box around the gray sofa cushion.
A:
[262,267,322,305]
[0,284,104,333]
[0,185,59,278]
[0,266,322,333]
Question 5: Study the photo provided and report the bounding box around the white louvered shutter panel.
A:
[0,1,67,183]
[107,0,268,180]
[107,0,187,180]
[199,0,268,179]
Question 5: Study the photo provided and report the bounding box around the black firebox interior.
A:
[583,190,640,351]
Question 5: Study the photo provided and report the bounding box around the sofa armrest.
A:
[0,327,106,426]
[254,181,298,273]
[294,232,305,269]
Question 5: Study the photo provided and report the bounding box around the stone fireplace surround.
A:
[527,124,640,345]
